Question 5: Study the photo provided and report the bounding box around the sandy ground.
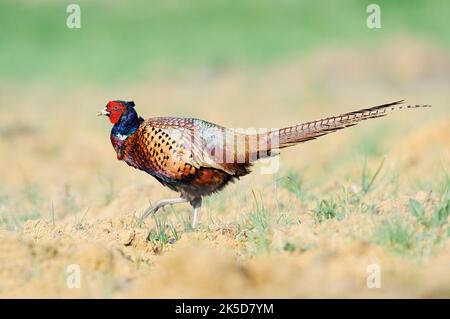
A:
[0,38,449,298]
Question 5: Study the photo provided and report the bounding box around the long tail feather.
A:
[249,100,431,159]
[276,100,431,148]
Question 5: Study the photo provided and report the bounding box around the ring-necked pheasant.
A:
[98,100,430,230]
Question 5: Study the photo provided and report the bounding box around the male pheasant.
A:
[98,100,429,229]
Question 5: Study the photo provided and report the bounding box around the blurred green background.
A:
[0,1,449,299]
[1,0,449,87]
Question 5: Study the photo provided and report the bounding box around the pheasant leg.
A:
[141,197,188,220]
[190,198,202,229]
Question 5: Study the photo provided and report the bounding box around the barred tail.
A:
[273,100,431,148]
[248,100,430,160]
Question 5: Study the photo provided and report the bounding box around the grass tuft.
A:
[237,191,272,255]
[315,199,345,223]
[374,218,416,255]
[361,156,386,195]
[278,170,304,201]
[147,214,179,254]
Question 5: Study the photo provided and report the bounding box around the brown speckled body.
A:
[111,117,251,203]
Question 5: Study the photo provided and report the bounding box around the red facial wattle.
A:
[107,101,126,124]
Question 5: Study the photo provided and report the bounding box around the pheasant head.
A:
[97,100,143,138]
[97,100,137,124]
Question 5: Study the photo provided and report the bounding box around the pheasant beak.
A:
[97,107,110,117]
